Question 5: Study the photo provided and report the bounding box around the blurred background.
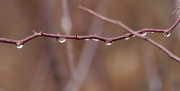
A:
[0,0,180,91]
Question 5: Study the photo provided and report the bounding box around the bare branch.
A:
[79,6,180,62]
[0,28,171,46]
[0,6,180,62]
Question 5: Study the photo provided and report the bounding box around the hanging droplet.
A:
[141,32,147,36]
[125,37,130,40]
[85,39,89,41]
[93,38,99,41]
[132,35,136,37]
[106,42,112,45]
[164,32,171,37]
[58,38,66,43]
[16,44,23,49]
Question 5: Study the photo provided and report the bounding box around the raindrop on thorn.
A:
[141,32,147,36]
[85,39,89,41]
[125,37,130,40]
[106,42,112,46]
[93,38,99,41]
[164,32,171,37]
[58,38,66,43]
[16,43,23,49]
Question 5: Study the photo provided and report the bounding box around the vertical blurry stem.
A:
[61,0,72,35]
[163,1,180,91]
[29,0,56,91]
[142,43,162,91]
[66,40,78,91]
[74,1,109,86]
[162,2,180,91]
[64,0,109,91]
[61,0,77,91]
[29,53,51,91]
[174,1,180,40]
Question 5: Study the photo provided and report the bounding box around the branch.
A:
[78,6,180,62]
[0,6,180,62]
[0,29,167,46]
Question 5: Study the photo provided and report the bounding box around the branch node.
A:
[32,30,37,34]
[75,35,81,40]
[37,31,43,36]
[32,30,42,36]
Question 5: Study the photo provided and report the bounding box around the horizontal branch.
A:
[0,6,180,62]
[0,28,169,46]
[79,6,180,62]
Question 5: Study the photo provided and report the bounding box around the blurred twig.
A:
[61,0,78,91]
[29,52,51,91]
[29,0,58,91]
[172,6,180,14]
[64,0,109,90]
[142,43,162,91]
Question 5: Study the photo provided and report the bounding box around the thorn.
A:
[121,30,127,34]
[105,41,111,44]
[16,42,23,46]
[140,25,144,29]
[37,31,43,36]
[56,31,60,35]
[16,42,20,46]
[172,6,180,14]
[54,38,57,42]
[32,30,37,34]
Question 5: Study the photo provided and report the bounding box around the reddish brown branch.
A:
[0,6,180,62]
[0,29,166,46]
[79,6,180,62]
[0,29,164,45]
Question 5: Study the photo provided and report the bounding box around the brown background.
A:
[0,0,180,91]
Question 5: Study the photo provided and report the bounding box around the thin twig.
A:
[64,1,109,90]
[0,28,171,45]
[79,6,180,62]
[0,6,180,62]
[61,0,78,91]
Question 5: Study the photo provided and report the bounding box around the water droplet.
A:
[85,39,89,41]
[125,37,130,40]
[141,32,147,36]
[106,42,112,45]
[132,35,136,37]
[16,44,23,49]
[58,38,66,43]
[164,32,171,37]
[93,39,99,41]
